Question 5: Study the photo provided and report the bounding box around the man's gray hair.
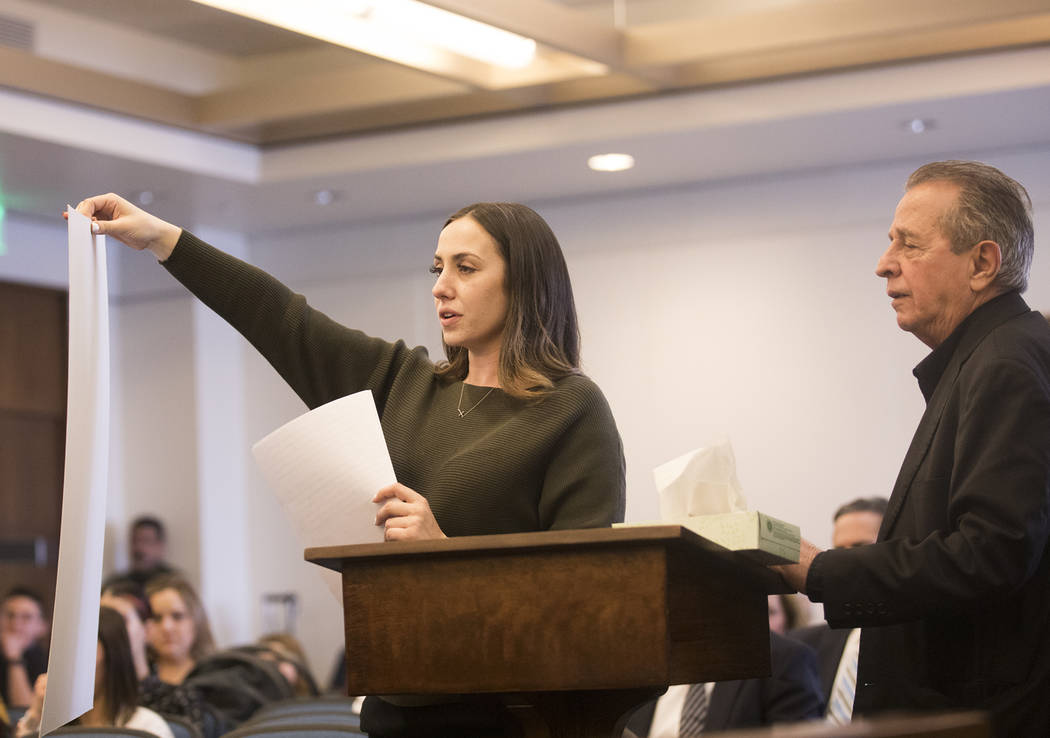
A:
[907,161,1034,293]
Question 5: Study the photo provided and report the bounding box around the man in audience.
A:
[622,631,823,737]
[104,515,178,590]
[791,497,886,722]
[775,161,1050,735]
[0,589,48,708]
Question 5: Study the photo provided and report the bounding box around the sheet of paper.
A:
[252,390,392,598]
[41,208,110,734]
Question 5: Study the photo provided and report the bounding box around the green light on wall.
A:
[0,200,6,256]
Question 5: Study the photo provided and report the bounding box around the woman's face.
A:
[432,216,509,360]
[146,588,196,663]
[767,595,786,635]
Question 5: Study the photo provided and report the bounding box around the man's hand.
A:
[771,538,822,593]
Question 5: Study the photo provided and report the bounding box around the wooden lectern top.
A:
[306,524,787,593]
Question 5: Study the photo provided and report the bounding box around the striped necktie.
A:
[826,628,860,725]
[679,682,708,737]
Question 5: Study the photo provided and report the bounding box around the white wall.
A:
[4,146,1048,681]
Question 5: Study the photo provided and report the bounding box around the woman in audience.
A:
[146,575,215,686]
[15,607,174,737]
[104,589,217,737]
[72,194,626,736]
[256,633,318,697]
[768,593,808,635]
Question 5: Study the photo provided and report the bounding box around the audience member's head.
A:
[256,633,319,696]
[767,594,807,635]
[832,497,888,549]
[95,605,140,725]
[101,579,151,623]
[1,588,48,659]
[130,515,168,573]
[145,575,214,683]
[14,607,153,735]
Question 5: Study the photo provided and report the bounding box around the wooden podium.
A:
[306,525,784,737]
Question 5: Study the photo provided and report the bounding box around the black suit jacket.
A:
[623,632,824,736]
[790,623,849,708]
[807,292,1050,737]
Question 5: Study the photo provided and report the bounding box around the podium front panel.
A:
[341,544,671,694]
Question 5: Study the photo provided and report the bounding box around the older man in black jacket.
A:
[777,160,1050,737]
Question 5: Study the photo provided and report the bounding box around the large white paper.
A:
[41,208,110,734]
[252,390,391,598]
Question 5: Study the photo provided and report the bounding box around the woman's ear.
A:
[970,239,1002,293]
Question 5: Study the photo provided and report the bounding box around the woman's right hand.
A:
[15,674,46,737]
[69,193,181,261]
[101,593,151,680]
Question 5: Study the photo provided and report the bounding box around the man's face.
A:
[131,525,165,571]
[877,180,980,348]
[1,596,46,642]
[832,511,883,549]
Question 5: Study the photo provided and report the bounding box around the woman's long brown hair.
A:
[435,202,581,399]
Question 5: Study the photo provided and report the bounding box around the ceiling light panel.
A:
[188,0,535,70]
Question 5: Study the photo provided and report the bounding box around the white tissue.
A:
[653,438,748,519]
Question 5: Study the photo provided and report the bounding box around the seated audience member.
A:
[0,590,48,708]
[256,633,319,697]
[14,607,174,737]
[623,631,823,737]
[104,515,178,591]
[145,575,215,685]
[105,591,220,738]
[767,594,808,635]
[791,496,886,724]
[103,577,151,625]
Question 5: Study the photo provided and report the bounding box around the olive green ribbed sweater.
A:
[163,231,625,536]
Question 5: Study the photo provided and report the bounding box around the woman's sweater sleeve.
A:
[162,231,417,410]
[538,377,626,529]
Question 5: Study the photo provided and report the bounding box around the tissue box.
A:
[616,511,800,564]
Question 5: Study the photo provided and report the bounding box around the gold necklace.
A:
[457,382,495,417]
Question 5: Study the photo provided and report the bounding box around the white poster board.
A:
[41,208,110,734]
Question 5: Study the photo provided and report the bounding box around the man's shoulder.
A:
[969,309,1050,380]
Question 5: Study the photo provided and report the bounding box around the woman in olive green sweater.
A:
[73,195,626,736]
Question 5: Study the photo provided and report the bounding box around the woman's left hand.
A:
[373,484,446,541]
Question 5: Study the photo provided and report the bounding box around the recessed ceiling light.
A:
[312,189,337,206]
[904,118,935,134]
[588,153,635,172]
[135,190,155,206]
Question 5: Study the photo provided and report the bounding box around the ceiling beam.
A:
[195,63,470,130]
[0,46,197,128]
[625,0,1050,68]
[671,15,1050,88]
[423,0,623,66]
[423,0,677,88]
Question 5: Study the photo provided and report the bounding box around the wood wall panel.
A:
[0,283,67,415]
[0,281,66,620]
